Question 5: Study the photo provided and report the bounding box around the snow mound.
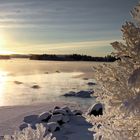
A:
[18,106,93,140]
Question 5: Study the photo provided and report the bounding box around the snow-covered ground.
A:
[0,102,94,140]
[0,102,74,136]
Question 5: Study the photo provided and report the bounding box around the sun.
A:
[0,50,14,55]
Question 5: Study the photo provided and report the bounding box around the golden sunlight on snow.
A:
[0,71,7,106]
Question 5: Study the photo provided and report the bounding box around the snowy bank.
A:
[0,104,94,140]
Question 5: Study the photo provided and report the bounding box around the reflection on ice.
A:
[0,71,8,106]
[0,72,95,107]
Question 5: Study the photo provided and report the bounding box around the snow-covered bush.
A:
[3,124,56,140]
[89,1,140,139]
[93,21,140,116]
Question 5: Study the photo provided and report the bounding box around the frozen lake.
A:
[0,59,99,107]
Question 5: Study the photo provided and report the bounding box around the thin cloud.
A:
[31,40,120,50]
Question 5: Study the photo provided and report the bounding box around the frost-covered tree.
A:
[3,124,56,140]
[89,1,140,140]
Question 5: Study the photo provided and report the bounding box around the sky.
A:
[0,0,139,56]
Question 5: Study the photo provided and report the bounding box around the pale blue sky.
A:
[0,0,138,56]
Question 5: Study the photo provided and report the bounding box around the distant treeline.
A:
[30,54,117,62]
[10,54,30,58]
[0,55,10,59]
[0,54,29,60]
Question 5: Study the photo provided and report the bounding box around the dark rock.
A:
[54,106,60,110]
[20,123,28,130]
[14,81,23,85]
[49,114,63,123]
[76,90,93,98]
[87,82,96,86]
[87,103,103,116]
[47,122,60,132]
[83,78,89,80]
[24,115,38,123]
[31,85,40,89]
[38,112,52,122]
[63,90,93,98]
[62,115,70,123]
[97,124,102,129]
[57,120,65,126]
[61,106,73,115]
[73,110,83,116]
[63,91,76,97]
[45,72,49,74]
[53,109,67,115]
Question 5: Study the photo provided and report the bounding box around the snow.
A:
[0,103,94,140]
[0,102,75,136]
[128,68,140,92]
[3,124,56,140]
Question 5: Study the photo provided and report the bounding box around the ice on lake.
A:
[0,59,97,107]
[0,71,95,107]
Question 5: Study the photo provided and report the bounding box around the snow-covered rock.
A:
[14,81,23,85]
[1,103,95,140]
[24,115,38,123]
[47,122,60,132]
[83,78,89,80]
[87,82,96,86]
[63,91,76,97]
[38,112,52,122]
[19,106,89,135]
[53,109,67,115]
[19,123,28,130]
[72,110,83,116]
[49,114,70,126]
[49,114,63,123]
[31,85,40,89]
[54,106,60,110]
[61,106,73,115]
[62,115,70,123]
[87,103,103,116]
[76,91,93,98]
[63,90,93,98]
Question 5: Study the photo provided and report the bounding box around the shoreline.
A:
[0,101,88,136]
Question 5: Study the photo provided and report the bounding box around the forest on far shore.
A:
[0,54,117,62]
[29,54,117,62]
